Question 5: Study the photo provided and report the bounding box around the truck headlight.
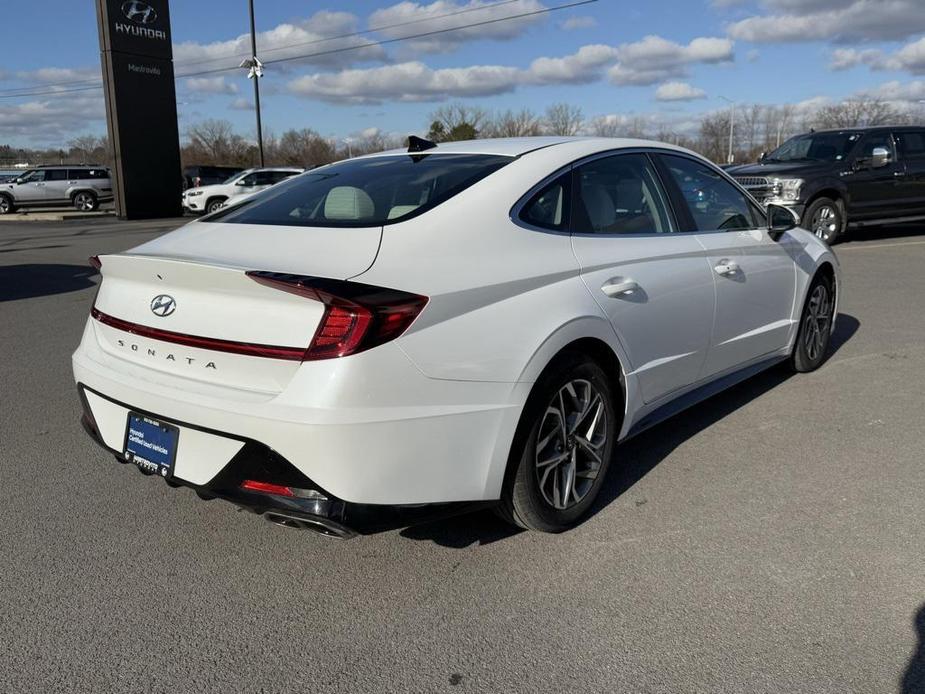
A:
[772,178,803,201]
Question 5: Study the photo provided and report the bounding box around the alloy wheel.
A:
[811,205,838,241]
[803,284,832,361]
[534,379,608,510]
[0,197,10,214]
[75,193,94,211]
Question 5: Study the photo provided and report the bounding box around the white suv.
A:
[182,167,303,215]
[0,166,113,214]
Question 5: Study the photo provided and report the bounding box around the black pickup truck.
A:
[728,125,925,243]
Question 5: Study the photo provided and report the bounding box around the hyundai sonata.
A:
[73,136,839,537]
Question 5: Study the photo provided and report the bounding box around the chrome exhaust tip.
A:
[264,512,356,539]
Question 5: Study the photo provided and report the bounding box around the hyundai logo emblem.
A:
[150,294,176,317]
[121,0,158,25]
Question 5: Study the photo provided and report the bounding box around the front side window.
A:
[856,132,895,160]
[18,170,45,183]
[208,154,512,227]
[573,153,673,234]
[659,154,762,232]
[764,132,860,163]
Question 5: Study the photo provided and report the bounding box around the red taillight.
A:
[240,480,295,497]
[246,271,427,361]
[88,255,101,270]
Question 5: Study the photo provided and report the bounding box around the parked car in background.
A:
[74,137,839,537]
[182,165,244,191]
[182,167,303,214]
[729,125,925,243]
[0,165,112,215]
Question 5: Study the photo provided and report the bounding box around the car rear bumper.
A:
[72,320,527,507]
[77,385,492,536]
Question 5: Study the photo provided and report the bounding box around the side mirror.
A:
[14,177,24,184]
[235,179,248,186]
[758,151,767,162]
[767,203,799,240]
[870,146,891,169]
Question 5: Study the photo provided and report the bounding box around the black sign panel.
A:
[97,0,181,219]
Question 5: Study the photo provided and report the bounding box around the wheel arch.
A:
[205,195,227,211]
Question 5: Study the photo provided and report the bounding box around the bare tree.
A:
[810,98,909,129]
[543,103,584,136]
[427,103,489,141]
[485,108,542,137]
[276,128,336,167]
[697,112,733,163]
[587,115,621,137]
[68,134,111,166]
[185,119,254,165]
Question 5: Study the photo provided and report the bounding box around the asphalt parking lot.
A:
[1,218,924,693]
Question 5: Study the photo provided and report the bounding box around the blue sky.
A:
[1,0,924,148]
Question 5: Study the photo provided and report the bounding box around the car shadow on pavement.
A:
[845,223,925,244]
[401,314,860,548]
[0,263,98,302]
[901,604,925,693]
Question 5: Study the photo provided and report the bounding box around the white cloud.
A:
[229,97,254,110]
[560,16,597,30]
[608,35,734,86]
[655,81,707,101]
[829,38,925,74]
[185,77,239,95]
[15,67,101,84]
[858,79,925,103]
[286,36,735,103]
[0,92,106,145]
[528,45,618,84]
[728,0,925,43]
[173,10,386,73]
[288,61,522,104]
[367,0,548,54]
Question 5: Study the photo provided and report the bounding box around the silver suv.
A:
[0,165,113,215]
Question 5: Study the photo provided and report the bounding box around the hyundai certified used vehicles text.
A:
[0,165,112,214]
[74,137,839,537]
[729,125,925,244]
[182,167,303,214]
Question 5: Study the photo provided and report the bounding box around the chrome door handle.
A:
[714,260,739,276]
[894,171,906,177]
[601,278,640,297]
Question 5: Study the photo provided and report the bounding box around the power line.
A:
[0,0,536,96]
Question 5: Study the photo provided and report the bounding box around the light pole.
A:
[240,0,265,167]
[719,95,736,164]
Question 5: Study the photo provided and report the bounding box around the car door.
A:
[43,169,70,202]
[655,153,797,379]
[14,170,47,202]
[844,130,906,221]
[230,171,262,199]
[569,152,716,404]
[894,129,925,217]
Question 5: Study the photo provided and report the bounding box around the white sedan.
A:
[74,137,839,537]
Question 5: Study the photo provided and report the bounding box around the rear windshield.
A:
[204,153,512,227]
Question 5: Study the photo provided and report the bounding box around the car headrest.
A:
[387,204,419,220]
[582,183,616,229]
[324,186,374,220]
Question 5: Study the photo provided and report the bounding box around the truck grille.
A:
[734,176,774,202]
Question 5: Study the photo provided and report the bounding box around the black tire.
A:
[72,191,98,212]
[802,197,845,245]
[206,198,226,214]
[498,352,618,532]
[790,273,835,373]
[0,194,14,215]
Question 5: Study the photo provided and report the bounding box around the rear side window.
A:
[45,169,68,181]
[519,173,570,231]
[898,131,925,158]
[207,154,512,227]
[659,154,762,232]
